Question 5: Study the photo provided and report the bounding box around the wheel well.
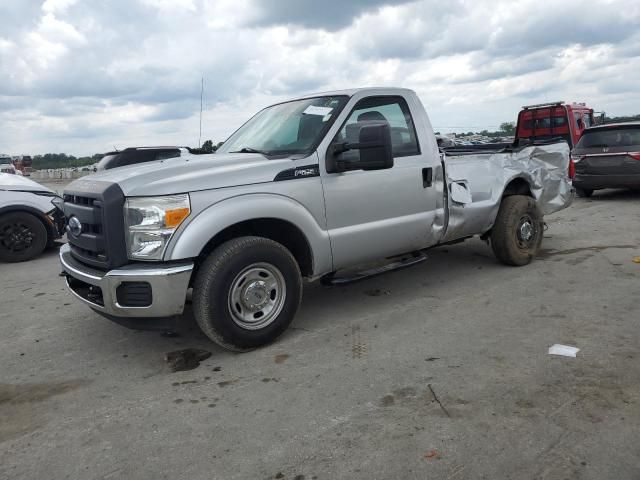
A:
[481,179,534,240]
[198,218,314,277]
[502,178,533,198]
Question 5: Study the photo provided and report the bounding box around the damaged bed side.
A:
[440,141,574,243]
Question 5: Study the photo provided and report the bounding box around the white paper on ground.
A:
[303,105,333,116]
[548,344,580,357]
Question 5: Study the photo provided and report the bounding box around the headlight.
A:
[124,194,190,260]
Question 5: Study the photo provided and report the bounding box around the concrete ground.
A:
[1,187,639,480]
[35,178,70,195]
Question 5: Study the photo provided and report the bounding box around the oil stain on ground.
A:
[0,380,89,405]
[0,379,90,443]
[165,348,212,372]
[538,245,637,258]
[378,385,469,417]
[274,354,290,364]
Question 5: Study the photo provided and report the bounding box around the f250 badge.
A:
[274,165,320,181]
[294,167,319,177]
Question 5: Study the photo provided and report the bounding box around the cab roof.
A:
[292,87,416,100]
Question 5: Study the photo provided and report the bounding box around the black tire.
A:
[490,195,543,266]
[575,187,594,198]
[0,212,48,263]
[192,236,302,351]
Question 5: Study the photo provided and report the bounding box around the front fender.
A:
[165,193,333,277]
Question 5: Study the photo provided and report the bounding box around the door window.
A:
[335,96,420,158]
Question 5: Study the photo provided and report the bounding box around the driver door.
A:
[321,95,440,270]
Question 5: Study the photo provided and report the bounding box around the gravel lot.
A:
[1,184,639,480]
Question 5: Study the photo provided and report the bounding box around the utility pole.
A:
[198,76,204,148]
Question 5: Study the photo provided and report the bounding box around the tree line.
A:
[27,113,640,169]
[435,122,516,138]
[32,153,104,170]
[30,140,222,169]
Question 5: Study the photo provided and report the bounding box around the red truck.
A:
[516,101,597,149]
[12,156,33,176]
[444,101,598,184]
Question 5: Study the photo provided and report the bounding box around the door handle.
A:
[422,168,433,188]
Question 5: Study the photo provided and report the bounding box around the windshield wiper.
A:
[229,147,270,155]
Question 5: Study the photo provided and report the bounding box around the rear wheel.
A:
[575,187,593,198]
[490,195,543,266]
[0,212,48,263]
[193,236,302,351]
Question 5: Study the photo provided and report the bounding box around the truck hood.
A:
[0,173,56,194]
[66,152,298,197]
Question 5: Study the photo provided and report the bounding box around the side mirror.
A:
[327,121,394,173]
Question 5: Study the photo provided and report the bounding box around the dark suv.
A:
[572,122,640,197]
[96,147,186,171]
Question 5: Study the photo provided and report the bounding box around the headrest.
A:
[357,111,388,123]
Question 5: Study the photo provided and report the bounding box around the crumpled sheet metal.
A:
[511,142,574,215]
[442,142,573,243]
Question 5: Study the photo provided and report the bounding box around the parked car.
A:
[572,122,640,197]
[96,147,188,171]
[0,174,65,262]
[435,135,455,148]
[0,155,16,174]
[12,155,33,175]
[59,87,573,351]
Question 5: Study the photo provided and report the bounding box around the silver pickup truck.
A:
[59,88,573,350]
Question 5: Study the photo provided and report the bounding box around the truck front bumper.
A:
[60,243,193,326]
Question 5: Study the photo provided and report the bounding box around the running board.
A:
[321,253,428,286]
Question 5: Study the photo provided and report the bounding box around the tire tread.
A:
[490,195,542,266]
[192,236,302,351]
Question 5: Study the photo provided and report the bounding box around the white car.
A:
[0,174,65,262]
[0,156,16,174]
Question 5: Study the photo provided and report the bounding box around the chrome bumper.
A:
[59,243,193,318]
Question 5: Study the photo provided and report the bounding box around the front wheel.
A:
[192,236,302,351]
[0,212,48,263]
[490,195,543,266]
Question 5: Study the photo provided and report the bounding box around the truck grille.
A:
[63,183,128,270]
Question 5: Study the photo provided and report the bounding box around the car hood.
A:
[65,152,300,197]
[0,173,56,194]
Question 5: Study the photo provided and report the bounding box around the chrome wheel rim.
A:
[228,262,287,330]
[516,215,537,249]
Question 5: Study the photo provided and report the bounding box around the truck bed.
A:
[439,140,573,243]
[443,137,568,156]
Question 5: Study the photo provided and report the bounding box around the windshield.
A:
[576,127,640,150]
[217,96,348,156]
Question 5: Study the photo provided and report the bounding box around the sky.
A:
[1,0,639,156]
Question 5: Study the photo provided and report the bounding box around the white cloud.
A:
[42,0,79,15]
[0,0,639,155]
[140,0,197,13]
